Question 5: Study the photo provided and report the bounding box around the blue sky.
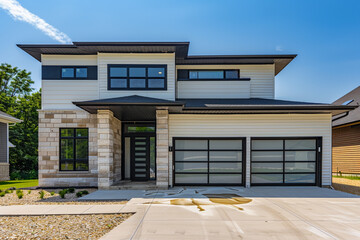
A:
[0,0,359,103]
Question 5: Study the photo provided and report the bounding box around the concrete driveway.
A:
[85,187,360,240]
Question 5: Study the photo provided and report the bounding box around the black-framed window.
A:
[251,138,319,185]
[173,138,246,185]
[177,69,248,81]
[61,67,88,79]
[108,64,167,90]
[60,128,89,171]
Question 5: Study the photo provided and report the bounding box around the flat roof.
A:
[17,42,296,75]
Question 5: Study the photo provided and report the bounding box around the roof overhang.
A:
[17,42,296,75]
[0,111,22,123]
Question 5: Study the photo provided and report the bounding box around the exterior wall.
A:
[0,122,7,163]
[41,55,99,110]
[177,81,250,99]
[42,81,99,110]
[168,114,332,187]
[98,53,176,101]
[176,64,275,99]
[156,109,169,188]
[0,163,10,181]
[38,110,98,187]
[332,125,360,174]
[97,110,122,189]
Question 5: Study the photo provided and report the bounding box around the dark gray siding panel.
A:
[0,123,7,163]
[42,66,61,79]
[42,66,98,80]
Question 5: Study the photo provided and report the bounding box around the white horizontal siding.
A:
[177,81,250,98]
[176,65,275,99]
[168,114,332,187]
[98,53,175,101]
[42,80,99,110]
[41,55,97,65]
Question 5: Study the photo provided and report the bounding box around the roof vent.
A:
[342,100,354,105]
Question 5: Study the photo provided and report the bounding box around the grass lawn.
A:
[0,179,38,190]
[333,175,360,181]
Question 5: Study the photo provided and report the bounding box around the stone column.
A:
[156,109,169,188]
[97,110,114,189]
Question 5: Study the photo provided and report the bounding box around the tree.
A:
[0,63,40,179]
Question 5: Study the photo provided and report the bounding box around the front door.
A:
[131,136,151,181]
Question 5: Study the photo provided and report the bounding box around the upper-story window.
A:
[108,65,167,90]
[178,69,242,81]
[61,67,88,79]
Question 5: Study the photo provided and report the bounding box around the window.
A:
[61,67,88,79]
[251,138,319,185]
[108,65,167,90]
[185,70,239,80]
[60,128,89,171]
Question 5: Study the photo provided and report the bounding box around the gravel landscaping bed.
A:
[0,189,127,206]
[0,213,133,240]
[332,177,360,195]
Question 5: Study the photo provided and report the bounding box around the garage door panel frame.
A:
[250,136,322,187]
[173,137,246,186]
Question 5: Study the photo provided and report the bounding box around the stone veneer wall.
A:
[156,109,169,188]
[97,110,122,189]
[0,163,10,181]
[38,110,98,187]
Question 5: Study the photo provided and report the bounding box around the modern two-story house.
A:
[18,42,354,189]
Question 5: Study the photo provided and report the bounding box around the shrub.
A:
[28,190,31,194]
[81,190,89,195]
[16,191,23,199]
[16,189,22,194]
[0,192,6,197]
[76,192,83,198]
[59,190,67,199]
[68,188,75,193]
[10,170,38,180]
[39,190,45,199]
[50,191,55,196]
[5,189,11,194]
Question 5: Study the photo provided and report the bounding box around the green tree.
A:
[0,63,40,179]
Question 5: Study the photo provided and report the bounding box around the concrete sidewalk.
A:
[0,204,127,216]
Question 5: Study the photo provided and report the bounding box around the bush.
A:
[68,188,75,193]
[59,190,67,199]
[50,191,55,196]
[10,170,38,180]
[39,190,45,199]
[16,191,23,199]
[28,190,31,194]
[76,192,83,198]
[0,192,6,197]
[5,189,11,194]
[81,190,89,195]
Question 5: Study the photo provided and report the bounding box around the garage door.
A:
[173,138,245,186]
[251,138,321,186]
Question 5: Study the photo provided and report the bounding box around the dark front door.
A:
[130,136,152,181]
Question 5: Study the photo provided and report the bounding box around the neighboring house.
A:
[0,111,21,181]
[332,86,360,175]
[18,42,354,189]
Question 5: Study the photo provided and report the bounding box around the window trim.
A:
[59,128,89,172]
[177,69,251,81]
[250,137,322,186]
[107,64,167,90]
[61,66,88,79]
[172,137,246,186]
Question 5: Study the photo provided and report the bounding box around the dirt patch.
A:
[0,189,127,206]
[0,213,133,240]
[332,177,360,195]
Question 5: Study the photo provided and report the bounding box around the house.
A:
[18,42,355,189]
[0,111,21,181]
[332,86,360,175]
